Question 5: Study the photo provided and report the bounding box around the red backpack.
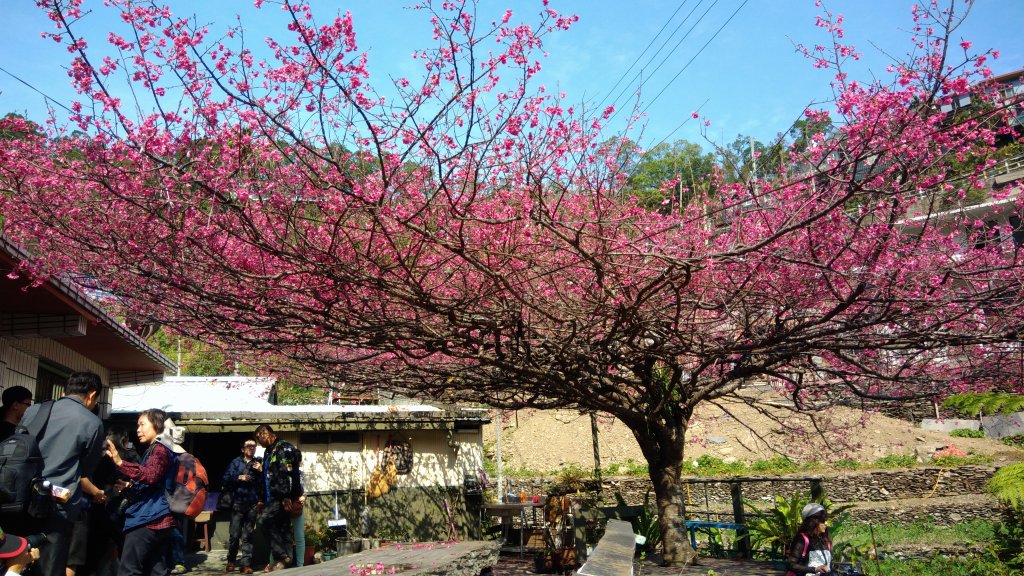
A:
[166,452,208,518]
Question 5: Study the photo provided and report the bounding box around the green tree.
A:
[147,330,231,376]
[625,139,716,210]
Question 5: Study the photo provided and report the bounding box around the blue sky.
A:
[1,0,1021,150]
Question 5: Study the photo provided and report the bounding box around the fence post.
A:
[729,481,751,559]
[810,478,823,502]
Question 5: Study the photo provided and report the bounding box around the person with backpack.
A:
[104,409,176,576]
[253,425,301,572]
[786,503,833,576]
[221,439,261,574]
[159,421,189,575]
[15,371,106,576]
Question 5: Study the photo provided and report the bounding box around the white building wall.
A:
[287,428,484,493]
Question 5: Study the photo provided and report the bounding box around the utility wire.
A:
[594,0,695,114]
[623,0,720,113]
[0,65,74,114]
[647,96,710,152]
[601,0,715,124]
[639,0,750,120]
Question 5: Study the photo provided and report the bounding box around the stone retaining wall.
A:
[845,495,998,525]
[500,465,996,506]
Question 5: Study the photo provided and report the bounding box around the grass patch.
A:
[868,556,1012,576]
[749,456,800,473]
[485,451,993,481]
[838,518,995,549]
[602,459,648,476]
[833,458,861,470]
[683,455,748,476]
[950,428,986,438]
[933,454,992,467]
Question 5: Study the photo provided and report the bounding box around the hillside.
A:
[483,401,1023,473]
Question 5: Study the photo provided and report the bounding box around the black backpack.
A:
[0,400,56,518]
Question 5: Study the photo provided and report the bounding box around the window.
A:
[1009,215,1024,248]
[383,438,413,475]
[35,360,71,402]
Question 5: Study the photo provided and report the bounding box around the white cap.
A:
[801,503,826,520]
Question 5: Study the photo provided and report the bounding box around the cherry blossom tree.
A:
[1,0,1022,564]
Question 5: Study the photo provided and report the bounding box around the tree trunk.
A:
[649,459,697,566]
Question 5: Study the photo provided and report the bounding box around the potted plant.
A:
[303,524,326,564]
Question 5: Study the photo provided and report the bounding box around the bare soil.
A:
[483,401,1023,473]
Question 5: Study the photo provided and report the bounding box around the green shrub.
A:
[950,428,986,438]
[1001,434,1024,449]
[750,456,799,473]
[943,392,1024,417]
[874,454,917,469]
[549,465,592,494]
[990,462,1024,508]
[833,459,860,471]
[683,455,747,476]
[603,459,648,476]
[744,492,852,558]
[992,505,1024,570]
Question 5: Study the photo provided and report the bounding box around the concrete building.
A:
[111,377,489,546]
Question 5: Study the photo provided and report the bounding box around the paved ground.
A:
[183,548,780,575]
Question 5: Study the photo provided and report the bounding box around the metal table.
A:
[482,502,542,558]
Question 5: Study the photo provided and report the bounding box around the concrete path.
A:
[185,541,500,576]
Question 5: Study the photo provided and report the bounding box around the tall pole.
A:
[176,337,182,376]
[749,135,757,181]
[495,411,504,502]
[590,412,602,490]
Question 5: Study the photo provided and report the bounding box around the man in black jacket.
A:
[221,438,261,573]
[253,425,302,572]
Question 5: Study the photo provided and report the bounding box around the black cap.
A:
[0,527,29,559]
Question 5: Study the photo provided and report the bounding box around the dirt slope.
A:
[483,402,1023,473]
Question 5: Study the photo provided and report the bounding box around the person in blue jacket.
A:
[221,439,262,574]
[105,409,176,576]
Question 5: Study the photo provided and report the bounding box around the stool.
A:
[193,510,213,552]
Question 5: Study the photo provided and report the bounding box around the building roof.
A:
[111,378,489,432]
[0,235,175,374]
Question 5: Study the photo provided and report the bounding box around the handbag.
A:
[282,497,303,518]
[216,490,234,512]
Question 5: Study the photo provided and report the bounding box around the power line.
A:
[647,97,710,152]
[594,0,696,114]
[639,0,751,120]
[601,0,717,123]
[622,0,720,112]
[0,65,74,114]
